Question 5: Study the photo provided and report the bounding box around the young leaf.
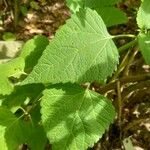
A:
[23,8,119,85]
[20,35,49,72]
[0,57,25,95]
[41,84,115,150]
[138,33,150,65]
[137,0,150,29]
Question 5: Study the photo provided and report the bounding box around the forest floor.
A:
[0,0,150,150]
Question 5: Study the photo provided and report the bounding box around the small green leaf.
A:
[138,33,150,65]
[20,5,28,16]
[23,8,119,85]
[20,35,49,71]
[0,57,25,95]
[30,1,40,10]
[41,83,115,150]
[137,0,150,29]
[2,32,16,41]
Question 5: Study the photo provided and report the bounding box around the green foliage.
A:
[137,0,150,29]
[138,33,150,65]
[30,1,40,10]
[2,84,44,113]
[137,0,150,65]
[23,8,118,85]
[0,106,46,150]
[0,106,24,150]
[41,84,115,150]
[0,0,150,149]
[0,57,25,95]
[66,0,84,13]
[20,5,28,16]
[20,35,49,72]
[2,32,16,41]
[66,0,127,27]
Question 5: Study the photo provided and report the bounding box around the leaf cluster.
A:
[0,0,150,150]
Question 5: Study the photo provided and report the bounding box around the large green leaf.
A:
[23,8,119,85]
[41,84,115,150]
[138,33,150,65]
[66,0,127,27]
[0,57,25,95]
[0,106,46,150]
[137,0,150,29]
[20,35,49,72]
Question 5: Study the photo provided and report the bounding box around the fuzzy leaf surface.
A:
[23,8,119,85]
[137,0,150,29]
[41,84,115,150]
[138,33,150,65]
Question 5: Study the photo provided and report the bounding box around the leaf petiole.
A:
[112,34,136,39]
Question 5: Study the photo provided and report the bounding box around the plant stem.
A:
[121,80,150,100]
[113,34,136,39]
[118,39,138,53]
[117,81,122,139]
[110,49,131,82]
[14,0,19,30]
[123,48,138,76]
[100,73,150,94]
[124,118,150,132]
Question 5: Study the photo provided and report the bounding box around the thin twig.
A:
[117,81,122,139]
[121,80,150,101]
[118,39,138,53]
[123,48,138,76]
[110,49,131,82]
[100,73,150,94]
